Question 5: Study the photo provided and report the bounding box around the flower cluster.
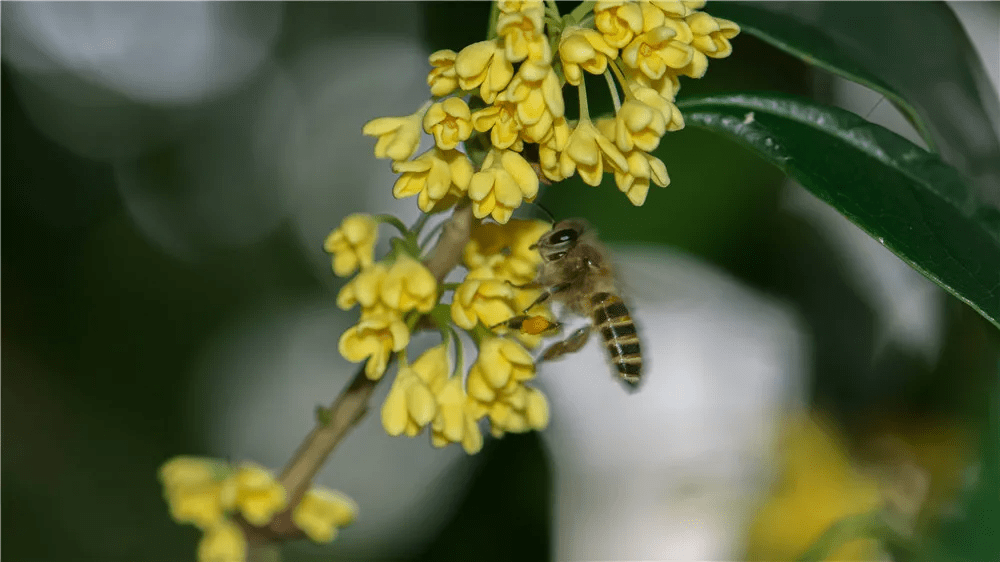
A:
[327,212,554,455]
[159,456,356,562]
[364,0,738,219]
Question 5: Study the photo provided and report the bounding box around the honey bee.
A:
[494,219,642,388]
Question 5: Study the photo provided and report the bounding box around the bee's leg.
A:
[519,281,572,313]
[540,324,592,362]
[490,315,562,335]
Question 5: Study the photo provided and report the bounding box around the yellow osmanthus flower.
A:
[465,337,549,437]
[231,462,287,527]
[159,456,236,529]
[463,219,550,284]
[472,100,522,150]
[362,106,427,163]
[631,84,684,130]
[293,487,358,543]
[622,26,694,81]
[392,148,474,213]
[431,376,485,454]
[559,27,618,86]
[594,1,644,49]
[496,1,548,63]
[337,262,390,314]
[382,254,437,313]
[560,119,628,186]
[197,521,247,562]
[423,98,474,151]
[338,313,410,380]
[505,60,564,128]
[455,39,514,104]
[468,148,539,224]
[683,12,740,78]
[324,214,378,277]
[382,345,449,437]
[537,116,571,181]
[427,49,459,97]
[451,267,519,330]
[615,148,670,206]
[615,97,668,153]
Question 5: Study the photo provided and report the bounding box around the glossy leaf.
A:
[677,92,1000,330]
[709,1,1000,210]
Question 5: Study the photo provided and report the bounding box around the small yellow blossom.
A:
[468,149,539,224]
[160,457,235,529]
[337,263,390,313]
[382,255,437,313]
[463,219,550,284]
[472,100,522,150]
[536,116,571,181]
[382,345,449,437]
[614,149,670,205]
[615,98,667,153]
[631,84,684,130]
[451,267,518,329]
[430,377,485,454]
[504,60,565,126]
[231,462,287,527]
[465,337,549,436]
[496,2,548,63]
[682,12,740,78]
[392,148,474,213]
[455,40,514,103]
[594,1,644,49]
[427,49,459,97]
[560,119,628,186]
[293,487,358,543]
[559,27,618,86]
[197,521,247,562]
[362,107,426,162]
[622,26,694,81]
[423,98,474,151]
[338,313,410,379]
[324,214,378,277]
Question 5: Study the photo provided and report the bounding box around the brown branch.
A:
[244,202,475,544]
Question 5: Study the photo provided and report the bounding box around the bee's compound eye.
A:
[549,229,578,245]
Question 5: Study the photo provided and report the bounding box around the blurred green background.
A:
[3,2,998,561]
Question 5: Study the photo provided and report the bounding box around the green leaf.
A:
[677,92,1000,330]
[708,1,1000,210]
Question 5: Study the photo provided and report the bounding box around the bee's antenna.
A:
[534,202,557,224]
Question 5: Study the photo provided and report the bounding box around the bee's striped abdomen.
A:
[590,292,641,386]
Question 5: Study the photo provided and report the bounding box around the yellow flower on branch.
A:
[337,263,390,314]
[631,84,684,130]
[231,463,287,527]
[392,148,474,213]
[505,60,564,127]
[496,1,548,63]
[468,148,539,224]
[338,313,410,379]
[427,49,459,97]
[683,12,740,78]
[324,214,378,277]
[430,377,485,454]
[423,98,474,151]
[615,97,667,153]
[465,337,549,437]
[382,255,437,313]
[293,487,358,543]
[622,26,694,81]
[197,521,247,562]
[362,106,427,162]
[381,345,449,437]
[559,27,619,86]
[614,148,670,205]
[472,100,522,150]
[451,267,518,330]
[455,39,514,103]
[159,456,235,529]
[463,219,550,284]
[594,1,644,49]
[560,119,628,186]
